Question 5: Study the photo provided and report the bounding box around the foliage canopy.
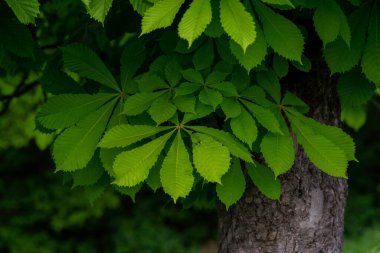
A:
[1,0,378,209]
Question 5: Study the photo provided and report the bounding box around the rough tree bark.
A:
[217,57,348,253]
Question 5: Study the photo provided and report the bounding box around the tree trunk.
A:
[217,59,348,253]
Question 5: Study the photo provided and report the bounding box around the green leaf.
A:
[247,163,281,200]
[100,147,123,177]
[361,3,380,84]
[40,70,83,95]
[165,60,182,87]
[230,108,257,147]
[313,0,350,46]
[216,158,246,209]
[181,69,204,84]
[291,55,312,72]
[121,38,146,90]
[71,154,104,187]
[141,0,185,35]
[178,0,212,47]
[293,113,357,162]
[254,0,304,62]
[204,0,224,38]
[230,25,267,72]
[38,93,115,130]
[136,73,168,92]
[192,133,231,183]
[256,71,281,103]
[337,68,375,108]
[193,40,214,70]
[148,95,177,125]
[53,99,116,172]
[161,132,194,202]
[123,91,166,115]
[86,0,114,24]
[273,54,289,78]
[323,3,370,73]
[173,95,196,113]
[205,71,228,85]
[0,18,34,58]
[208,81,238,97]
[289,115,348,178]
[113,131,174,186]
[99,124,172,148]
[260,0,294,7]
[221,97,242,119]
[341,105,367,131]
[129,0,153,15]
[199,88,223,109]
[4,0,39,24]
[146,157,163,191]
[243,101,282,134]
[282,91,309,113]
[62,44,119,91]
[260,132,294,177]
[114,184,143,202]
[219,0,256,52]
[187,126,254,163]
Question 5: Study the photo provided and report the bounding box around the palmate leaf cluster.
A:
[2,0,378,208]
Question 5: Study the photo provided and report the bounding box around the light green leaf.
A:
[129,0,153,15]
[230,25,267,72]
[192,133,230,183]
[221,97,242,119]
[243,101,282,134]
[261,132,294,177]
[361,3,380,84]
[100,147,124,177]
[293,113,357,162]
[161,132,194,202]
[141,0,185,35]
[247,163,281,200]
[38,93,114,130]
[113,131,174,186]
[123,91,166,115]
[216,158,246,209]
[289,116,348,178]
[99,124,172,148]
[187,126,254,163]
[254,0,304,62]
[178,0,212,47]
[230,108,257,147]
[220,0,256,52]
[282,91,309,113]
[148,95,177,125]
[4,0,39,24]
[53,99,116,172]
[199,88,223,109]
[62,44,119,91]
[86,0,114,24]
